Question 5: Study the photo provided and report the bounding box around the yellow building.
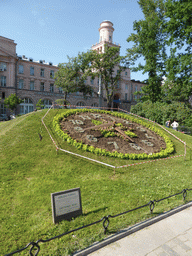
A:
[0,21,145,117]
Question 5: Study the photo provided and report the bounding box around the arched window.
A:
[91,103,98,108]
[20,98,34,114]
[76,102,85,108]
[42,99,52,109]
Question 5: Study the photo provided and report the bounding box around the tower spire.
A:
[99,20,114,43]
[92,20,120,53]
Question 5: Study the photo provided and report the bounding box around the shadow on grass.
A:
[83,207,108,217]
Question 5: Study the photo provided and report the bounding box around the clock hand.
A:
[114,127,149,153]
[114,127,134,143]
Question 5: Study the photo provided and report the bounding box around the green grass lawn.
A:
[1,109,192,255]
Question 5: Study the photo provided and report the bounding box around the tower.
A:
[92,20,120,53]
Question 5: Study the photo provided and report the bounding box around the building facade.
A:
[0,21,145,117]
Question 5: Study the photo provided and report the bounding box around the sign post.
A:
[51,188,82,224]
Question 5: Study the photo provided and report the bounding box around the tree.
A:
[84,45,128,109]
[4,94,22,113]
[55,47,128,109]
[131,100,191,125]
[162,0,192,104]
[36,99,44,110]
[126,0,167,103]
[54,54,93,107]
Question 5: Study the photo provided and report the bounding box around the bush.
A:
[131,101,191,126]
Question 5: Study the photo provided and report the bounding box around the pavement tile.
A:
[159,244,180,256]
[158,252,168,256]
[172,244,191,256]
[151,247,168,256]
[146,251,159,256]
[186,229,192,238]
[173,237,191,251]
[185,241,192,249]
[166,239,177,249]
[152,247,167,254]
[177,234,189,242]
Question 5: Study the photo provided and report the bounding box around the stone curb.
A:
[73,201,192,256]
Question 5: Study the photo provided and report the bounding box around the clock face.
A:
[60,111,166,155]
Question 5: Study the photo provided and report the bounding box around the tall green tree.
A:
[85,46,128,108]
[55,46,128,109]
[162,0,192,104]
[54,53,93,107]
[4,94,22,113]
[126,0,167,103]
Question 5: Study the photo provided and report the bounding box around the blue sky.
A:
[1,0,148,81]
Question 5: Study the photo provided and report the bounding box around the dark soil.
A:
[60,112,166,154]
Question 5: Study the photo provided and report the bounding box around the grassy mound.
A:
[1,109,192,255]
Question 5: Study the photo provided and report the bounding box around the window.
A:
[58,87,63,93]
[43,99,52,109]
[0,103,6,114]
[30,67,34,76]
[19,65,24,74]
[50,84,54,92]
[91,103,98,108]
[40,69,44,77]
[30,81,34,90]
[77,102,85,107]
[2,92,5,99]
[19,98,33,115]
[109,36,111,41]
[0,62,7,71]
[125,72,127,76]
[50,70,54,78]
[91,79,94,85]
[131,84,133,92]
[40,82,44,91]
[117,80,120,88]
[125,93,127,100]
[135,85,138,92]
[18,79,24,89]
[125,84,128,90]
[100,36,102,42]
[117,70,120,74]
[1,76,6,87]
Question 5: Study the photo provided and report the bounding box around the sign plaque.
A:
[51,188,82,224]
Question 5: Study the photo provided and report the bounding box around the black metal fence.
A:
[5,188,192,256]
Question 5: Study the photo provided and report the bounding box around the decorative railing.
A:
[6,188,192,256]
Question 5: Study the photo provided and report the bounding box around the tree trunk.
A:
[107,101,112,111]
[64,92,67,108]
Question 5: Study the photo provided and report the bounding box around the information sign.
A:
[51,188,82,223]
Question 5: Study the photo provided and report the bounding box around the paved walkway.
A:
[75,202,192,256]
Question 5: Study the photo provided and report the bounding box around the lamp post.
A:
[98,75,102,109]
